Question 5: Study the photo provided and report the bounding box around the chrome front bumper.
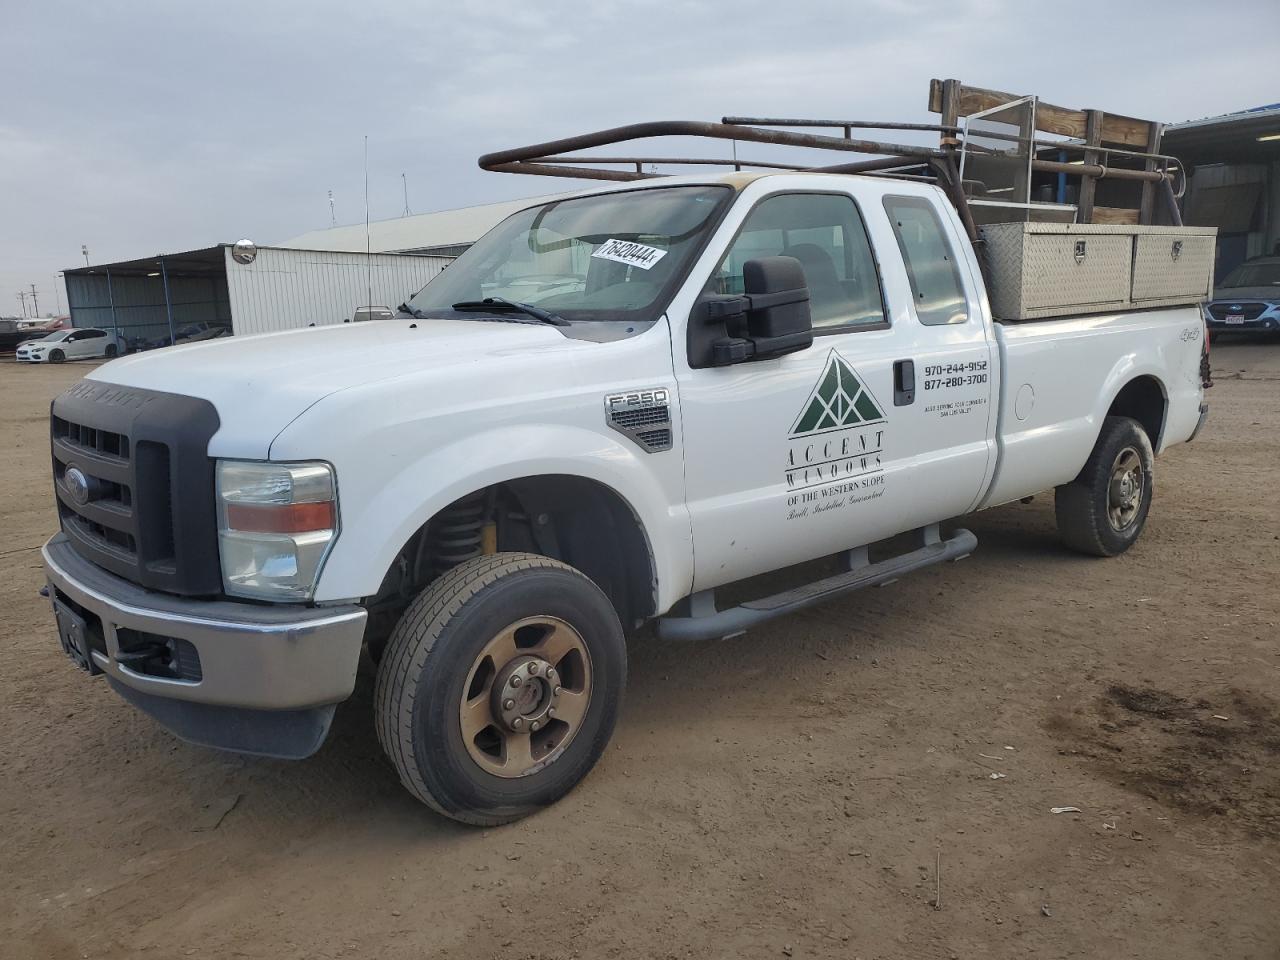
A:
[42,533,367,757]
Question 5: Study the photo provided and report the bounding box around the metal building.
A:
[63,244,451,347]
[1164,104,1280,278]
[283,192,571,257]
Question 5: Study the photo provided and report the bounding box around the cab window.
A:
[714,193,886,332]
[882,196,969,326]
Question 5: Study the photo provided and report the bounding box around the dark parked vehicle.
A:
[143,321,231,350]
[1205,256,1280,337]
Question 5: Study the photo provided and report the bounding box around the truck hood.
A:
[1211,286,1280,302]
[87,319,569,458]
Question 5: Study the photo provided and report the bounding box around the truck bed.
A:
[980,306,1205,509]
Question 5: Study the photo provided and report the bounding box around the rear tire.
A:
[105,344,118,358]
[49,349,65,363]
[1055,416,1154,557]
[375,552,626,825]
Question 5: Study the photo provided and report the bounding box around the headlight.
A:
[216,460,338,601]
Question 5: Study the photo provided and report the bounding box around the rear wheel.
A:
[1055,416,1154,557]
[105,344,118,358]
[375,552,626,825]
[48,349,65,363]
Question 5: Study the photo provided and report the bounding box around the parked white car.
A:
[16,328,124,364]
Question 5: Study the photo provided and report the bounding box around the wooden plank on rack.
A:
[1138,122,1164,225]
[928,80,1153,147]
[1092,206,1141,225]
[1078,110,1104,223]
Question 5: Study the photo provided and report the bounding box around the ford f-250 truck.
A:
[41,98,1212,825]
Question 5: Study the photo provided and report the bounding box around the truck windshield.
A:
[406,185,731,323]
[1220,261,1280,288]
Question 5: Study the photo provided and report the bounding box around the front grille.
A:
[1209,302,1266,321]
[50,380,222,595]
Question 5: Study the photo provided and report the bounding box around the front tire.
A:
[375,553,626,825]
[1055,416,1154,557]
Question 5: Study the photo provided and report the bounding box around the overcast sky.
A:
[4,0,1277,317]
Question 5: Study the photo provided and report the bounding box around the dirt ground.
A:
[2,341,1278,960]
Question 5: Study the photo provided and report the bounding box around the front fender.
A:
[309,422,692,611]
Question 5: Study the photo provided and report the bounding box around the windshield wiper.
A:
[450,297,570,327]
[398,302,428,319]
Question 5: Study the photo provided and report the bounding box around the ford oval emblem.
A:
[65,466,91,506]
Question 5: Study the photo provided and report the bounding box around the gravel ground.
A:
[2,340,1278,960]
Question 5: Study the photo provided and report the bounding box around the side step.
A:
[656,527,977,642]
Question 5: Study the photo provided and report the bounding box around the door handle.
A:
[893,359,915,406]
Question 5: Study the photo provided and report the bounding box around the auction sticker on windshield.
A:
[592,239,668,270]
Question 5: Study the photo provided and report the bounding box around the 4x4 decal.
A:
[790,349,886,436]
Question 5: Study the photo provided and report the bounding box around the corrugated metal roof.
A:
[1167,104,1280,132]
[281,192,575,254]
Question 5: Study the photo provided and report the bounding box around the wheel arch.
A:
[503,473,659,627]
[355,472,661,637]
[1104,374,1168,452]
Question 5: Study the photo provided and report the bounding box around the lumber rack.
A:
[477,79,1185,233]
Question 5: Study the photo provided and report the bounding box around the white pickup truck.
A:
[42,167,1211,824]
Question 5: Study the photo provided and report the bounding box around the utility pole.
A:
[402,172,411,217]
[29,283,39,318]
[81,244,90,267]
[328,190,336,227]
[16,291,28,319]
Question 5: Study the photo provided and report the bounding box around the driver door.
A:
[675,190,904,591]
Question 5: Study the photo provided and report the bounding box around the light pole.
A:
[82,244,90,267]
[55,273,64,315]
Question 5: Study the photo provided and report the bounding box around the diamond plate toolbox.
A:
[978,223,1217,321]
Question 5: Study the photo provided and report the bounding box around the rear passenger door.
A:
[877,192,996,521]
[70,330,105,358]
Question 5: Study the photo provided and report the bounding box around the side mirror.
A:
[690,255,813,367]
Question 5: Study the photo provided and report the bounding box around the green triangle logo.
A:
[790,350,885,436]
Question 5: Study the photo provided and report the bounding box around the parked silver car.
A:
[1206,256,1280,336]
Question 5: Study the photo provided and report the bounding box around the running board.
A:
[656,527,977,642]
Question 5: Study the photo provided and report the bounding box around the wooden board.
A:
[1091,206,1141,225]
[928,79,1153,148]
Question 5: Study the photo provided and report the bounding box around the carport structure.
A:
[1163,105,1280,278]
[62,244,451,349]
[63,247,229,350]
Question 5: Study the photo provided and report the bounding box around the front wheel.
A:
[1055,416,1154,557]
[375,553,626,825]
